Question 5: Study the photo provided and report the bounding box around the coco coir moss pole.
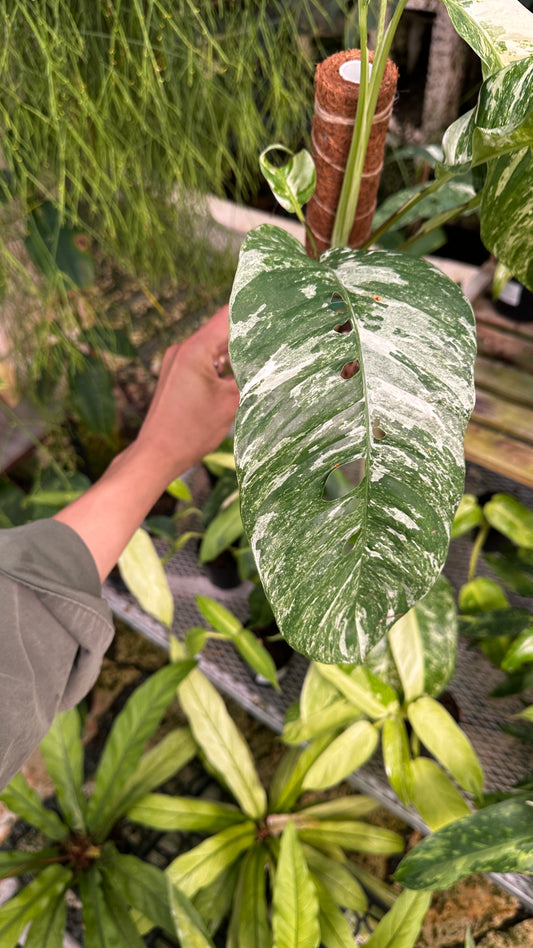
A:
[306,49,398,255]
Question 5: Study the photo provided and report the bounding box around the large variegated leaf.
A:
[229,226,476,663]
[395,795,533,889]
[440,58,533,290]
[442,58,533,172]
[481,147,533,291]
[440,0,533,76]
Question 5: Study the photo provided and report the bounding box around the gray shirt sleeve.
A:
[0,519,114,790]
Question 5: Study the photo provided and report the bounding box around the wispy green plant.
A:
[0,0,347,394]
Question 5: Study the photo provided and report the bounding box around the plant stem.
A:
[331,0,409,248]
[468,519,490,582]
[362,174,451,248]
[397,193,481,251]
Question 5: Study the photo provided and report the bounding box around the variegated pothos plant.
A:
[228,0,533,664]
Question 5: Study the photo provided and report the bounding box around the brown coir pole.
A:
[306,49,398,256]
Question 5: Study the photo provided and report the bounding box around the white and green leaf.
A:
[127,794,248,833]
[271,820,320,948]
[388,576,458,700]
[382,715,413,805]
[166,821,256,899]
[0,773,68,842]
[176,665,267,819]
[260,145,316,216]
[226,845,272,948]
[395,795,533,889]
[408,757,471,830]
[302,719,379,791]
[39,708,86,834]
[362,887,432,948]
[118,528,173,627]
[87,660,195,839]
[407,696,484,796]
[229,226,476,662]
[0,865,72,947]
[440,0,533,75]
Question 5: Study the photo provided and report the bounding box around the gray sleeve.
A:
[0,520,114,790]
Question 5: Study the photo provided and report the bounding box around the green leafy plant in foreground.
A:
[124,638,428,948]
[282,578,484,831]
[453,492,533,695]
[0,660,195,946]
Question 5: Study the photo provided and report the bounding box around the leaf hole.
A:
[329,291,348,316]
[323,459,366,501]
[334,319,353,334]
[373,419,386,440]
[341,359,360,380]
[344,528,361,555]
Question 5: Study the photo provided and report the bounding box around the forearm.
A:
[53,440,190,582]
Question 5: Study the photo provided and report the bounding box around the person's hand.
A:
[135,305,240,480]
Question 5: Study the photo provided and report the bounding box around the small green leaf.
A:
[39,708,86,833]
[314,664,397,719]
[302,719,379,791]
[99,844,175,939]
[299,821,404,855]
[87,661,195,839]
[363,887,432,948]
[303,846,367,913]
[283,698,360,745]
[185,626,208,656]
[118,528,174,627]
[315,879,359,948]
[177,665,267,819]
[115,726,197,819]
[459,608,531,640]
[226,845,272,948]
[269,736,333,813]
[395,795,533,889]
[409,757,471,830]
[166,477,193,501]
[298,795,377,823]
[464,925,476,948]
[168,882,216,947]
[25,202,94,289]
[0,773,68,842]
[300,662,341,720]
[203,451,236,472]
[407,696,484,796]
[79,867,122,948]
[459,576,508,614]
[128,794,248,832]
[234,628,280,689]
[24,892,66,948]
[167,821,256,898]
[193,861,241,939]
[0,848,59,879]
[272,820,320,948]
[484,494,533,548]
[501,629,533,672]
[451,494,483,539]
[260,145,316,215]
[382,715,412,805]
[0,865,72,946]
[99,876,146,947]
[389,576,458,700]
[196,596,242,637]
[484,551,533,597]
[199,497,243,563]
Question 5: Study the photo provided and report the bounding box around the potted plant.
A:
[227,0,533,667]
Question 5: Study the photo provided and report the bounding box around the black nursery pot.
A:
[251,620,294,675]
[201,548,242,589]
